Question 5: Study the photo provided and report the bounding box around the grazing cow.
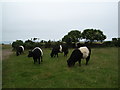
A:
[16,45,24,56]
[67,46,91,67]
[28,47,43,64]
[50,45,68,57]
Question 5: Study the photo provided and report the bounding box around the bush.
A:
[12,40,24,50]
[118,38,120,47]
[34,42,43,48]
[103,41,114,47]
[24,40,35,49]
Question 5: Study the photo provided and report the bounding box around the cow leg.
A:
[20,51,21,55]
[34,59,37,64]
[53,54,55,57]
[78,59,81,66]
[41,56,43,62]
[57,53,58,57]
[54,53,57,57]
[38,58,40,64]
[72,62,75,66]
[64,52,65,56]
[86,55,90,65]
[16,52,19,56]
[22,51,24,54]
[64,51,68,57]
[64,52,66,56]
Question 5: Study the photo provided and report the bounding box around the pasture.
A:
[2,45,118,88]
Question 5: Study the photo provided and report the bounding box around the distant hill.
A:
[0,41,12,44]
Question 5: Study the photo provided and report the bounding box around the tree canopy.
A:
[82,29,106,42]
[62,29,106,43]
[12,40,24,49]
[62,30,81,43]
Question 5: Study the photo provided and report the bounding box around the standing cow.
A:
[28,47,43,64]
[16,45,24,56]
[67,44,91,67]
[50,45,68,57]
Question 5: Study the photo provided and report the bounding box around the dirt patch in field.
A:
[2,49,13,60]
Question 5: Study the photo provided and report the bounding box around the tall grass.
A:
[2,47,118,88]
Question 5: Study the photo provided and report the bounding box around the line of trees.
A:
[62,29,106,44]
[11,29,120,49]
[12,39,63,49]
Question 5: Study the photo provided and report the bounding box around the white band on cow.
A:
[32,47,43,56]
[78,46,89,59]
[59,45,62,52]
[19,46,24,51]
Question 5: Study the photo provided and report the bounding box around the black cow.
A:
[28,47,43,64]
[50,45,68,57]
[67,46,91,67]
[16,46,24,56]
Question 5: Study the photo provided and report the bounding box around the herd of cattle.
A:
[16,43,91,67]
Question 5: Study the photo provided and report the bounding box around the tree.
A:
[33,38,37,41]
[44,40,52,48]
[112,38,117,41]
[68,30,81,42]
[94,30,106,42]
[62,35,72,45]
[112,38,120,47]
[24,40,35,49]
[82,29,106,43]
[40,40,44,43]
[25,40,34,44]
[12,40,24,49]
[82,29,94,42]
[62,30,81,43]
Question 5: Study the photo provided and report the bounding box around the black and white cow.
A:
[50,45,68,57]
[16,46,24,56]
[67,45,91,67]
[28,47,43,64]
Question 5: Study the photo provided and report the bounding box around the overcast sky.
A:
[0,0,119,42]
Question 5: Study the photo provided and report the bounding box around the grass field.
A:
[2,45,118,88]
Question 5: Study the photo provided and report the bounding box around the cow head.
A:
[64,50,68,56]
[50,52,54,57]
[16,51,20,56]
[67,59,75,67]
[28,50,33,57]
[76,42,83,48]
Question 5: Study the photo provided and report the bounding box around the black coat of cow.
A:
[28,47,43,64]
[16,46,24,56]
[67,46,91,67]
[50,45,68,57]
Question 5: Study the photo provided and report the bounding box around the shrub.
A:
[24,40,35,49]
[12,40,24,50]
[103,41,114,47]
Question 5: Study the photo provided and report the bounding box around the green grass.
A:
[2,46,118,88]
